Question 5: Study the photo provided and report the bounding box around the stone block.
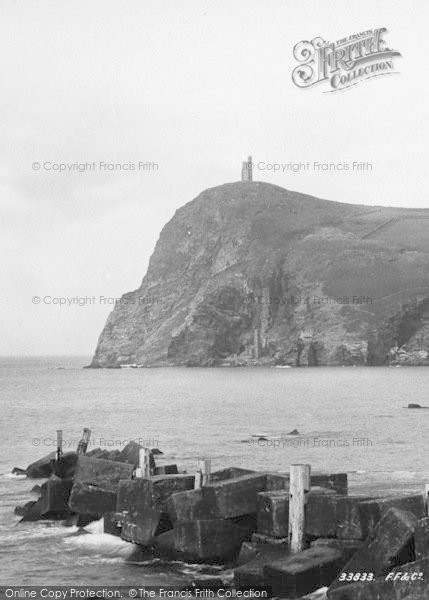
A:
[257,490,289,537]
[202,473,267,518]
[264,546,345,598]
[118,475,195,545]
[415,516,429,559]
[103,511,122,537]
[167,488,218,522]
[356,495,425,539]
[68,482,117,515]
[311,538,363,561]
[154,464,178,475]
[329,508,417,593]
[74,456,134,491]
[306,494,371,539]
[211,467,255,482]
[21,479,73,521]
[173,518,255,562]
[234,544,288,589]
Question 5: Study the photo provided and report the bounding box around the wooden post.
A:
[424,484,429,515]
[136,448,151,478]
[194,470,202,490]
[198,459,212,486]
[289,464,311,553]
[56,430,63,462]
[76,428,91,456]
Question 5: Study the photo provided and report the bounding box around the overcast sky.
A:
[1,0,428,356]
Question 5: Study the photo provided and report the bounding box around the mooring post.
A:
[424,483,429,515]
[289,463,311,553]
[56,430,63,462]
[140,448,152,478]
[76,428,91,456]
[194,469,202,490]
[198,459,212,486]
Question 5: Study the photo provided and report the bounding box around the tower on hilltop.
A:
[241,156,253,182]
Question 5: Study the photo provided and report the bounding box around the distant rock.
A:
[288,429,300,435]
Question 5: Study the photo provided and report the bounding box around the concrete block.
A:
[154,464,178,475]
[74,456,134,491]
[356,494,425,538]
[265,472,347,494]
[234,544,288,589]
[202,473,267,518]
[415,516,429,559]
[167,488,218,522]
[21,479,73,521]
[237,541,258,566]
[118,475,195,545]
[173,518,254,562]
[211,467,255,482]
[69,482,117,515]
[264,546,345,598]
[257,491,288,537]
[306,494,372,539]
[311,539,363,561]
[103,511,122,537]
[329,508,417,593]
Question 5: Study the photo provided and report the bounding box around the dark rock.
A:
[288,429,300,435]
[408,403,422,408]
[151,448,163,456]
[31,485,42,494]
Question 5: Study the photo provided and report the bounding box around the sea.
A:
[1,356,429,587]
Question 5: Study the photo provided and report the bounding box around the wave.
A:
[64,518,135,559]
[2,472,27,480]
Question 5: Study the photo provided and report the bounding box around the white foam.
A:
[64,519,134,558]
[3,472,27,479]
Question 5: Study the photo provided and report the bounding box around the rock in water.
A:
[89,181,429,368]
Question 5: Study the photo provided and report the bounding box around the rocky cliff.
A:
[90,182,429,367]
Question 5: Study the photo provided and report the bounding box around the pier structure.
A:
[14,428,429,599]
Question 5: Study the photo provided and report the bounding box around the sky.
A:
[1,0,428,356]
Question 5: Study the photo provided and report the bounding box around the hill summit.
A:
[91,181,429,367]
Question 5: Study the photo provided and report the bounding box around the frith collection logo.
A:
[292,28,401,92]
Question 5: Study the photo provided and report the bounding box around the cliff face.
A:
[91,182,429,367]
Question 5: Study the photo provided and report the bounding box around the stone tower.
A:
[241,155,253,182]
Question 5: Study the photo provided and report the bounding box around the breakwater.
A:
[11,429,429,599]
